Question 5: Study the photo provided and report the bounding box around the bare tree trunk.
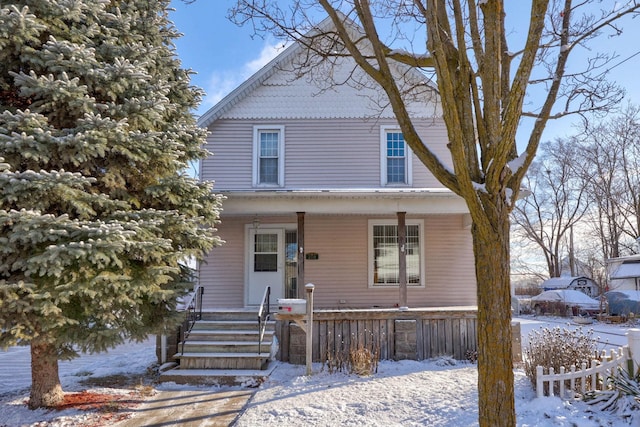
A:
[473,216,514,427]
[29,338,63,409]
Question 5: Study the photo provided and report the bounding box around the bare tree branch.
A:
[225,2,640,425]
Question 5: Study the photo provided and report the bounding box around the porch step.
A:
[188,329,275,341]
[199,309,273,322]
[159,364,278,387]
[191,320,276,331]
[179,340,273,354]
[160,310,278,384]
[173,352,273,370]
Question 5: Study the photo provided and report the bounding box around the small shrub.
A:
[324,345,349,374]
[515,284,542,296]
[465,349,478,364]
[349,345,379,376]
[523,326,599,395]
[323,334,380,376]
[533,301,572,317]
[584,366,640,424]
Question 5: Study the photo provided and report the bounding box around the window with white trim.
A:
[253,125,284,187]
[381,126,412,186]
[368,219,424,287]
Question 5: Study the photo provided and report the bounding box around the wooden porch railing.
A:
[275,307,479,363]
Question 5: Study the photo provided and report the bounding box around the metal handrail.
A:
[257,286,271,354]
[180,285,204,355]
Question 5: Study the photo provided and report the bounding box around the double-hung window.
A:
[253,125,284,187]
[381,126,412,186]
[368,219,424,287]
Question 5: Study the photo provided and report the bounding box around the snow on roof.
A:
[555,289,599,304]
[606,253,640,265]
[540,276,593,289]
[610,261,640,279]
[534,289,599,304]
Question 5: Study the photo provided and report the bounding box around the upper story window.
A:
[380,126,412,186]
[253,125,285,187]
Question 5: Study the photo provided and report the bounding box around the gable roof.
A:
[197,13,439,127]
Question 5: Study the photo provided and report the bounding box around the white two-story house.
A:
[154,18,484,375]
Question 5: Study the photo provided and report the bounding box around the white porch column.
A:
[628,329,640,373]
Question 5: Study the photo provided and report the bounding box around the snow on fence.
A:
[536,329,640,399]
[536,346,629,398]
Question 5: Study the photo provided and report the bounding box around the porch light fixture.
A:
[253,216,260,230]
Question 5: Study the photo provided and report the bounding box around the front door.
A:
[248,228,284,305]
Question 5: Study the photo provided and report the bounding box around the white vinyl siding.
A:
[198,217,246,308]
[198,214,475,309]
[202,119,449,190]
[253,125,284,187]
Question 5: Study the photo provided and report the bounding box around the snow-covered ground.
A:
[0,337,158,427]
[1,316,638,427]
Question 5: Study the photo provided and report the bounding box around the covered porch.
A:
[198,189,475,310]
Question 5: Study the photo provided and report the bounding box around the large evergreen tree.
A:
[0,1,222,408]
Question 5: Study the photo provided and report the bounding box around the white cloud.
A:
[246,40,288,75]
[199,39,288,112]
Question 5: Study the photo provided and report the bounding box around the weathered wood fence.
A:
[275,307,479,364]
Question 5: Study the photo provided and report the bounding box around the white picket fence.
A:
[536,346,630,398]
[535,329,640,399]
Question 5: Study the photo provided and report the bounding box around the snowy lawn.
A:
[236,358,627,427]
[0,317,638,426]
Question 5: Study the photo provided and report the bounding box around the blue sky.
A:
[169,1,640,143]
[169,2,287,116]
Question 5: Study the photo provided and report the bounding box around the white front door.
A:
[247,228,284,305]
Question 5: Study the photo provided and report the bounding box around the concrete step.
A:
[159,363,278,386]
[187,329,275,341]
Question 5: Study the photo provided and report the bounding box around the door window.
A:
[254,233,278,272]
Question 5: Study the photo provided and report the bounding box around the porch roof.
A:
[218,188,469,215]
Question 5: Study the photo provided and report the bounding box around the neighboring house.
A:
[196,16,476,311]
[539,276,598,297]
[607,254,640,291]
